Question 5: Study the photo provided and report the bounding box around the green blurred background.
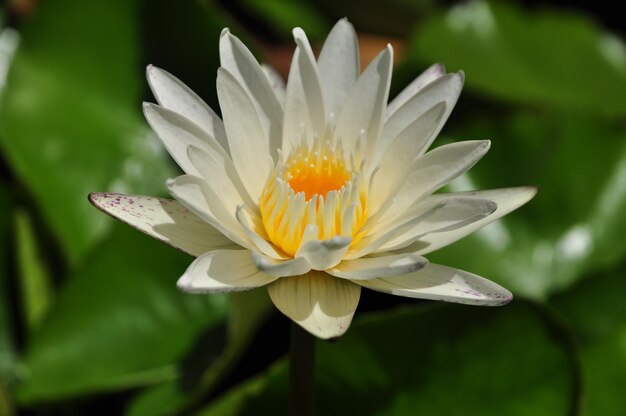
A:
[1,0,625,414]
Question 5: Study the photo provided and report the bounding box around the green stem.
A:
[289,322,316,416]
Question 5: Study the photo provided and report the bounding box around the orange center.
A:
[285,155,350,200]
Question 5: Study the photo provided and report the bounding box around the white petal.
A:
[317,18,359,117]
[375,72,464,167]
[219,29,283,156]
[89,193,236,256]
[346,199,446,259]
[282,29,326,154]
[371,102,447,199]
[357,263,512,306]
[251,251,311,277]
[235,205,286,259]
[372,140,491,221]
[336,45,392,162]
[328,252,428,280]
[178,249,278,293]
[385,63,446,118]
[146,65,229,152]
[401,187,538,255]
[261,64,286,106]
[187,145,255,209]
[143,103,225,176]
[216,68,273,201]
[267,271,361,339]
[295,236,352,270]
[375,197,497,252]
[167,174,251,250]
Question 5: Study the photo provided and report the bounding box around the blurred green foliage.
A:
[0,0,625,415]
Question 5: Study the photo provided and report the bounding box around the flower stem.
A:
[289,322,316,416]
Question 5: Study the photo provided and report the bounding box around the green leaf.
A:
[429,112,626,298]
[411,1,626,116]
[0,185,16,382]
[16,224,228,403]
[236,0,330,41]
[200,302,574,416]
[15,209,53,331]
[553,264,626,415]
[0,0,175,264]
[126,290,273,416]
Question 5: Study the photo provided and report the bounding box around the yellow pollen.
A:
[285,155,350,200]
[259,138,369,257]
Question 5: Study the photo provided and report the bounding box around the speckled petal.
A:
[357,263,512,306]
[178,249,278,293]
[89,193,236,256]
[267,271,361,339]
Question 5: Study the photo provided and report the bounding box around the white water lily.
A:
[90,19,535,339]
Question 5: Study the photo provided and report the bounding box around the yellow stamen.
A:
[260,137,368,256]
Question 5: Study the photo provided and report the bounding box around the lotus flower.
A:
[90,19,535,339]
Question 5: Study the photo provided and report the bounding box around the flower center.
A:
[285,148,350,201]
[259,137,368,257]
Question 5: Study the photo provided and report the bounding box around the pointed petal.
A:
[251,251,311,277]
[328,252,428,280]
[146,65,229,152]
[217,68,273,201]
[376,72,464,166]
[268,271,361,339]
[346,199,446,259]
[385,63,446,118]
[188,145,255,209]
[167,174,251,250]
[371,102,447,198]
[357,263,512,306]
[89,193,236,256]
[336,45,392,162]
[143,103,225,176]
[235,205,286,259]
[219,29,283,156]
[372,140,491,220]
[401,187,538,255]
[261,64,286,106]
[178,249,277,293]
[375,197,497,252]
[282,29,326,154]
[296,236,352,270]
[317,18,359,116]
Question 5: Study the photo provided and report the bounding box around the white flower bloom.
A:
[90,19,536,339]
